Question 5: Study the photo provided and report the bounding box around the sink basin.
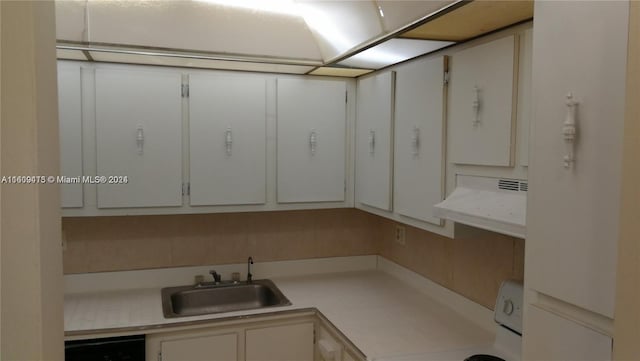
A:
[161,279,291,318]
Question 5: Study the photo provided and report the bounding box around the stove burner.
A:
[464,355,506,361]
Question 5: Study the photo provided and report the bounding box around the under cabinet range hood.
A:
[434,175,527,238]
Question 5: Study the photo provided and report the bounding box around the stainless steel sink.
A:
[161,279,291,318]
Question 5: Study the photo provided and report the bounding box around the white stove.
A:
[375,280,523,361]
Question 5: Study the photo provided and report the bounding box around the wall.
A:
[62,209,378,273]
[63,208,524,311]
[0,2,64,360]
[378,219,524,309]
[614,1,640,359]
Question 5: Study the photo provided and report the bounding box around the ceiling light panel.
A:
[337,38,453,69]
[309,67,373,77]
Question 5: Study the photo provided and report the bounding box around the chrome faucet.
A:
[247,257,254,283]
[209,270,221,283]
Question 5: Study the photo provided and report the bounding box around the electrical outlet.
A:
[394,225,406,245]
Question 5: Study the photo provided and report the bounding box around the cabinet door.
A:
[57,62,83,208]
[246,322,314,361]
[448,35,516,166]
[161,332,238,361]
[526,1,628,318]
[189,75,266,206]
[517,29,533,167]
[276,78,346,203]
[524,306,612,361]
[95,68,183,208]
[393,56,445,225]
[355,71,395,211]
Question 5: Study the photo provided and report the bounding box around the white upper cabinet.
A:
[95,68,183,208]
[448,35,517,166]
[517,29,533,167]
[189,74,267,206]
[393,56,446,225]
[58,62,84,208]
[355,71,395,211]
[525,1,628,318]
[276,78,347,203]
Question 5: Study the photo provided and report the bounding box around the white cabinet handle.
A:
[309,130,317,155]
[411,126,420,156]
[563,92,578,168]
[136,126,144,155]
[472,85,481,126]
[225,127,233,156]
[368,130,376,155]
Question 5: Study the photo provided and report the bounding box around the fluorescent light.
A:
[309,67,373,78]
[338,38,454,69]
[192,0,300,16]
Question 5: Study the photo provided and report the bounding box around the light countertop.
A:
[65,269,495,360]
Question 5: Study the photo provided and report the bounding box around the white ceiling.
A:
[56,0,456,69]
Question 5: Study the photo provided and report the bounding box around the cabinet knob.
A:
[472,85,481,126]
[411,126,420,156]
[225,127,233,156]
[368,130,376,155]
[136,126,144,155]
[309,130,317,156]
[563,92,579,169]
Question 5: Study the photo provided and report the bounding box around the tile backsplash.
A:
[378,220,525,309]
[62,209,524,310]
[62,209,378,274]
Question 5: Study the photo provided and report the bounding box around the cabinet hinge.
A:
[182,182,190,196]
[345,91,348,103]
[158,352,162,361]
[443,71,450,85]
[181,84,190,98]
[313,328,316,344]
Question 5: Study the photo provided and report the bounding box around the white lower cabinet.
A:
[159,332,238,361]
[342,353,356,361]
[245,322,314,361]
[315,325,360,361]
[524,306,612,361]
[147,315,364,361]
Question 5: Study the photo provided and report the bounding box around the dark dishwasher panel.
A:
[65,334,145,361]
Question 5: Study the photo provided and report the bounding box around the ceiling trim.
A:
[56,41,323,67]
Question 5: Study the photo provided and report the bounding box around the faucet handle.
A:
[209,270,221,283]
